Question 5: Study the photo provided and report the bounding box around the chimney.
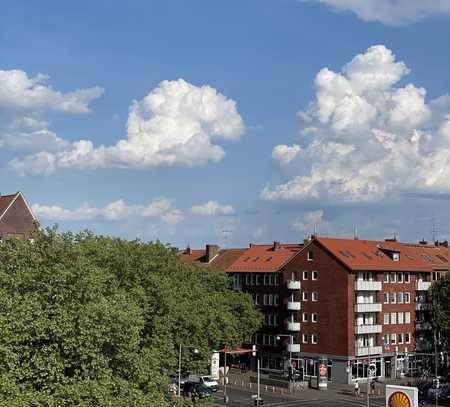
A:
[385,237,397,242]
[185,245,192,255]
[273,241,281,251]
[419,239,427,245]
[438,240,448,247]
[206,244,219,262]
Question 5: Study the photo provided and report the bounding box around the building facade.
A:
[180,236,448,384]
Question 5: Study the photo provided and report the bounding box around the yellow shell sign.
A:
[386,385,418,407]
[388,391,411,407]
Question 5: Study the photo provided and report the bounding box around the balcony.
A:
[415,302,433,311]
[355,324,382,334]
[286,301,301,311]
[355,303,382,313]
[287,343,301,353]
[287,280,301,290]
[286,321,301,332]
[355,346,382,357]
[416,281,432,291]
[354,281,382,291]
[416,322,432,331]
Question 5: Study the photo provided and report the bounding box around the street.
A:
[213,386,386,407]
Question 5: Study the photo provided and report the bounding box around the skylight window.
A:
[421,254,434,262]
[436,254,448,263]
[266,256,273,262]
[362,252,373,260]
[253,256,260,261]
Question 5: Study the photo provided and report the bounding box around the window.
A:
[389,292,396,304]
[391,333,397,345]
[302,312,308,322]
[390,312,397,324]
[384,272,389,283]
[384,313,390,324]
[269,274,274,286]
[433,272,441,281]
[303,291,308,301]
[404,292,410,303]
[312,313,318,323]
[390,273,397,283]
[303,270,308,280]
[264,315,268,325]
[393,252,400,262]
[405,312,411,324]
[312,270,318,280]
[383,292,389,304]
[274,294,279,306]
[254,294,259,305]
[263,274,269,286]
[274,274,279,286]
[307,251,314,261]
[383,334,389,345]
[398,333,404,344]
[398,312,404,324]
[405,333,411,344]
[302,334,308,343]
[311,334,318,344]
[312,291,318,302]
[246,274,251,285]
[255,274,261,286]
[397,272,403,282]
[263,294,267,305]
[404,273,410,283]
[397,292,404,304]
[263,334,267,345]
[268,295,273,306]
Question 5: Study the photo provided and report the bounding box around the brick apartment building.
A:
[180,235,448,384]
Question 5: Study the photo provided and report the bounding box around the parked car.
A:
[428,383,450,401]
[182,382,212,399]
[197,375,219,392]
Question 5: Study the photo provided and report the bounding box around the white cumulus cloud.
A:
[11,79,245,175]
[190,200,235,216]
[262,45,450,204]
[32,197,184,224]
[303,0,450,25]
[292,210,326,235]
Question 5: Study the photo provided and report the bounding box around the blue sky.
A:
[1,0,450,247]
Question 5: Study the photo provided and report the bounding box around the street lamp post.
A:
[177,344,199,397]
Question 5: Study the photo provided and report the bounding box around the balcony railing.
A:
[354,280,382,291]
[355,303,382,313]
[286,301,301,311]
[287,280,301,290]
[286,321,301,332]
[287,343,301,353]
[415,322,432,331]
[415,302,433,311]
[355,324,382,334]
[416,281,432,291]
[355,346,382,357]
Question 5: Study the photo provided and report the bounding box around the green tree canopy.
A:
[432,273,450,349]
[0,228,261,406]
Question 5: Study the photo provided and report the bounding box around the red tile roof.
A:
[315,236,450,272]
[178,248,246,271]
[0,194,17,217]
[226,243,303,273]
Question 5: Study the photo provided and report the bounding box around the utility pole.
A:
[257,358,261,407]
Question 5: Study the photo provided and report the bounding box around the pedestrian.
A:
[370,379,376,394]
[354,380,360,398]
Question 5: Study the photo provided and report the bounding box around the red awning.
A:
[217,346,253,354]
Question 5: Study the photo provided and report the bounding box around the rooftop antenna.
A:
[353,225,358,240]
[312,223,317,238]
[431,220,439,243]
[221,228,232,249]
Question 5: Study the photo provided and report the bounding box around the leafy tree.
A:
[432,273,450,350]
[0,228,261,406]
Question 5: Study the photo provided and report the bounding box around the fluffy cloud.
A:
[11,79,245,175]
[292,210,326,235]
[262,45,450,204]
[190,200,235,216]
[32,197,184,224]
[303,0,450,25]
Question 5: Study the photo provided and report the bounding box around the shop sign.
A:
[386,385,418,407]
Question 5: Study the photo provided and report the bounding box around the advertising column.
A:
[318,357,328,391]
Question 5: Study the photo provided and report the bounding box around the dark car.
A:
[182,382,212,399]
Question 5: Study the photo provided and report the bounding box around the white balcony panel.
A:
[286,301,301,311]
[355,346,382,357]
[415,302,432,311]
[416,281,432,291]
[355,303,382,313]
[287,280,301,290]
[354,281,382,291]
[355,324,382,334]
[286,321,301,332]
[287,343,301,353]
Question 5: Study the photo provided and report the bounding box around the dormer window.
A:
[392,252,400,262]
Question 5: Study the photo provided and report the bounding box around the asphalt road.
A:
[213,387,386,407]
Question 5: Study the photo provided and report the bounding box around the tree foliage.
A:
[0,228,261,406]
[432,273,450,349]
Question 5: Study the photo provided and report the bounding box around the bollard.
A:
[265,385,267,391]
[272,386,275,393]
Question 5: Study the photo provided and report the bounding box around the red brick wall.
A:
[283,240,352,357]
[0,195,36,239]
